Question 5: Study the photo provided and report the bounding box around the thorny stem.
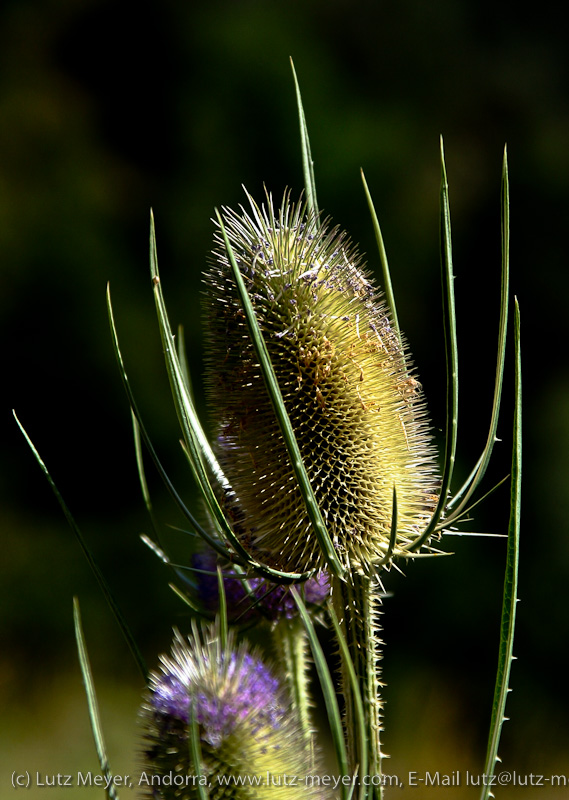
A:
[332,574,385,799]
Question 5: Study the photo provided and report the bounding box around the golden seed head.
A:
[204,191,439,575]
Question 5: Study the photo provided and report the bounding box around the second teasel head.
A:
[203,191,439,577]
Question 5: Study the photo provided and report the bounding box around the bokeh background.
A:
[3,0,568,796]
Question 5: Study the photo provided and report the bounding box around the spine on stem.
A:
[332,573,385,796]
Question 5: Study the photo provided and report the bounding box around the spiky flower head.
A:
[192,548,330,623]
[140,623,322,799]
[204,191,438,576]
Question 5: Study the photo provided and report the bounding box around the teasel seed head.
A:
[140,623,323,799]
[204,191,439,576]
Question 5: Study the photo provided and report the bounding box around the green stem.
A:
[272,618,314,746]
[332,574,384,799]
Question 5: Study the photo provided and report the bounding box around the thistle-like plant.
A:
[201,188,442,782]
[140,621,324,800]
[16,59,521,800]
[122,62,518,797]
[204,192,439,575]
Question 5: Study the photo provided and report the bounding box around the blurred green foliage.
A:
[3,0,569,794]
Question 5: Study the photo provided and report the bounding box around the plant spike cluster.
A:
[204,192,440,578]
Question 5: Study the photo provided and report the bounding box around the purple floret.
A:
[196,650,285,747]
[303,571,330,606]
[150,640,286,750]
[192,549,330,622]
[151,673,190,722]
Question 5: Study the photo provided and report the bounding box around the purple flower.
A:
[192,548,330,622]
[140,624,323,800]
[144,626,288,752]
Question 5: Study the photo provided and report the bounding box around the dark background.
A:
[3,0,568,796]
